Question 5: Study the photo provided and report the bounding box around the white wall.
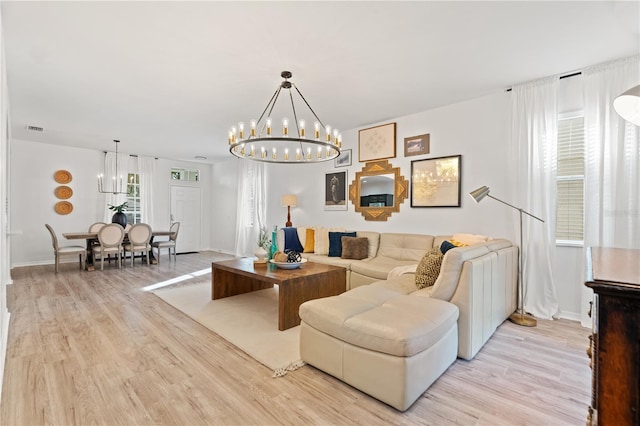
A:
[210,159,239,254]
[263,91,517,242]
[0,10,11,404]
[10,139,212,266]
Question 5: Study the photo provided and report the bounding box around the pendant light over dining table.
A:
[228,71,342,163]
[97,139,127,195]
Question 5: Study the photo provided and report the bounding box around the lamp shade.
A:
[281,194,297,207]
[469,186,490,203]
[613,84,640,126]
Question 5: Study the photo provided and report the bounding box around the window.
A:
[556,115,585,243]
[126,173,142,225]
[170,167,199,182]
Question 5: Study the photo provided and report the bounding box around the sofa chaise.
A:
[277,227,518,411]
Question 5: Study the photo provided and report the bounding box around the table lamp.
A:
[281,194,297,227]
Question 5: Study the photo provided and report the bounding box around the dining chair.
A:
[151,222,180,263]
[92,223,125,270]
[88,222,106,233]
[45,224,86,273]
[123,223,152,266]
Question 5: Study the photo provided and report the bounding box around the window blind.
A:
[556,116,585,242]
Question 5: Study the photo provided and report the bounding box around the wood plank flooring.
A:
[2,252,591,425]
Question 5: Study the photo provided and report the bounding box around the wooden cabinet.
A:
[585,247,640,425]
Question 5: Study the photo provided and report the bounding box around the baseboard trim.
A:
[556,310,582,322]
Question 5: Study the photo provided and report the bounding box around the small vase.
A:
[269,228,279,259]
[112,212,127,228]
[255,246,267,261]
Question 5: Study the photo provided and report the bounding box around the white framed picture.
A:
[335,149,352,168]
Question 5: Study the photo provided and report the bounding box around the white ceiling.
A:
[2,1,639,163]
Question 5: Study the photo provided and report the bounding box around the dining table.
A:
[63,229,175,271]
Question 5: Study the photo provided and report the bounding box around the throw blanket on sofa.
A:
[283,227,304,253]
[387,264,418,279]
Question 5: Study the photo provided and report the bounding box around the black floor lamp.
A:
[469,185,544,327]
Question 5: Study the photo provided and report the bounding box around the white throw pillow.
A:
[451,233,491,246]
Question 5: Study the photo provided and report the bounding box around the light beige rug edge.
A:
[152,281,301,372]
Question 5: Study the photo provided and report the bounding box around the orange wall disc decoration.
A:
[54,201,73,215]
[54,170,72,184]
[54,185,73,199]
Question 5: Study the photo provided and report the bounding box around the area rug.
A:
[152,280,303,376]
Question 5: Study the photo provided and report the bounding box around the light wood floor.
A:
[2,251,591,425]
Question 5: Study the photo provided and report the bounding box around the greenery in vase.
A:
[108,202,128,213]
[257,225,271,251]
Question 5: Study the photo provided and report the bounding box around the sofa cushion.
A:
[306,254,354,269]
[303,228,315,253]
[351,256,420,280]
[430,244,490,301]
[328,231,357,257]
[415,247,443,289]
[341,237,369,260]
[300,285,459,357]
[314,227,346,255]
[356,231,381,259]
[451,233,490,245]
[440,240,457,254]
[378,233,434,262]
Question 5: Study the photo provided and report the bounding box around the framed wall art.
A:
[325,171,348,211]
[335,149,352,168]
[358,122,396,162]
[404,133,430,157]
[410,155,461,207]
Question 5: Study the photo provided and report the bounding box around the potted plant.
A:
[108,202,128,228]
[255,225,271,262]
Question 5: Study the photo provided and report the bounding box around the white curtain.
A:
[510,76,560,319]
[581,55,640,325]
[102,151,131,223]
[234,160,266,257]
[138,155,155,228]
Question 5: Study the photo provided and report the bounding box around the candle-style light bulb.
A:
[333,128,339,144]
[231,126,237,143]
[261,146,266,159]
[250,144,255,157]
[284,148,289,161]
[314,122,320,140]
[238,122,245,140]
[240,143,246,156]
[228,130,233,145]
[317,146,322,158]
[325,125,332,142]
[299,119,306,137]
[307,147,312,160]
[282,117,289,137]
[296,148,301,161]
[250,119,257,137]
[337,133,343,148]
[272,147,277,159]
[266,117,272,136]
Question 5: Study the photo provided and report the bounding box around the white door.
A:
[170,185,201,253]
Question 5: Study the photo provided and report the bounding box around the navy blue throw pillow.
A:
[283,227,304,253]
[328,231,357,257]
[440,240,457,254]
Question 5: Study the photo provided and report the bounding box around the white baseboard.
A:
[556,310,582,323]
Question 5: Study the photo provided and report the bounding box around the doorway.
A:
[170,185,201,253]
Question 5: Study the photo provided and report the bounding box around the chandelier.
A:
[97,139,127,195]
[228,71,342,163]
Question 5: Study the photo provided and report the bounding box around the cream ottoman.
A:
[299,284,459,411]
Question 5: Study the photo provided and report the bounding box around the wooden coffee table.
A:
[211,258,346,331]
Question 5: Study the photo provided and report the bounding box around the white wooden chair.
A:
[123,223,152,266]
[151,222,180,263]
[45,224,86,273]
[92,224,125,270]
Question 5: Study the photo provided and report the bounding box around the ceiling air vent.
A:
[26,125,44,132]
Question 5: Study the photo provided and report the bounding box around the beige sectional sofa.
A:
[279,228,518,411]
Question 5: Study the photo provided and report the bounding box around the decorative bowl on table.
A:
[269,258,307,269]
